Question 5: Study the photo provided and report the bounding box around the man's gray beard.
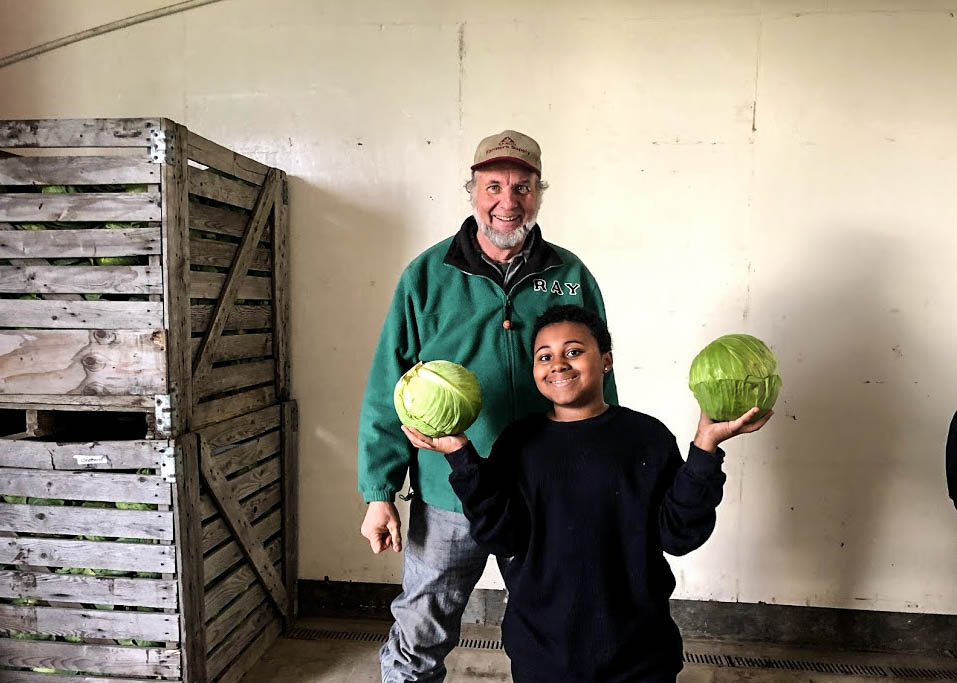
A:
[476,215,535,250]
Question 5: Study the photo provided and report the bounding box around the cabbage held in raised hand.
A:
[394,360,482,437]
[689,334,782,422]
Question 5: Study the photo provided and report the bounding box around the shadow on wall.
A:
[764,226,936,611]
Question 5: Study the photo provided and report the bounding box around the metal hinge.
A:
[150,129,168,164]
[154,394,172,435]
[159,446,176,483]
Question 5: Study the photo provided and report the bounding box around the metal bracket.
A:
[154,394,172,436]
[150,129,168,164]
[159,446,176,483]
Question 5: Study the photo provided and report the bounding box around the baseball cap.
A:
[471,130,542,175]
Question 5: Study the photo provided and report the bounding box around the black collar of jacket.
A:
[443,216,563,292]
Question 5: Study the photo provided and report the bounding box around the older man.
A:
[357,130,616,682]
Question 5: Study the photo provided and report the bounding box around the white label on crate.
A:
[74,455,108,466]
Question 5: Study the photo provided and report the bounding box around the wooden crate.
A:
[0,119,298,683]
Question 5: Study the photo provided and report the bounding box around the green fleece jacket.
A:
[357,218,617,512]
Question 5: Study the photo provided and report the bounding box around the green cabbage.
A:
[394,360,482,437]
[689,333,782,422]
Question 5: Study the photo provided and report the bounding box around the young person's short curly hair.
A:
[531,305,612,354]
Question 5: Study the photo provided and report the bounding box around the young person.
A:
[401,304,773,682]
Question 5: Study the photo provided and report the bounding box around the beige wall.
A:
[2,0,954,615]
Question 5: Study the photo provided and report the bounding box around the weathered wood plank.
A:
[188,198,254,241]
[0,638,180,678]
[189,236,271,271]
[204,509,281,583]
[197,403,281,449]
[0,673,180,683]
[0,329,166,396]
[273,172,291,402]
[189,332,272,364]
[0,156,160,185]
[191,303,272,333]
[199,437,287,616]
[0,265,161,295]
[0,300,162,329]
[206,600,278,680]
[188,168,260,211]
[205,582,268,653]
[213,430,281,479]
[282,400,299,623]
[191,169,278,393]
[192,386,277,431]
[229,458,281,502]
[189,271,272,300]
[0,192,161,222]
[0,504,173,540]
[0,440,164,470]
[0,469,170,505]
[0,603,179,642]
[0,395,154,411]
[200,480,280,526]
[0,227,161,259]
[161,121,192,438]
[0,537,174,573]
[198,360,275,401]
[0,570,177,609]
[172,432,205,683]
[0,119,161,148]
[204,539,281,619]
[215,615,281,683]
[187,131,269,185]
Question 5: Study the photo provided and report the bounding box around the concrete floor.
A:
[241,617,957,682]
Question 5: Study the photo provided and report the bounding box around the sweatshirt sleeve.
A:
[445,438,529,558]
[356,274,420,503]
[947,410,957,509]
[657,437,727,556]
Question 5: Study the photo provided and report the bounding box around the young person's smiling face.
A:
[533,321,612,420]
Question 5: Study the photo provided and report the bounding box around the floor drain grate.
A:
[730,656,888,676]
[684,652,726,665]
[458,638,505,650]
[287,628,388,644]
[888,667,957,680]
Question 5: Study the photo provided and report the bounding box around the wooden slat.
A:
[189,270,272,300]
[0,537,174,573]
[281,400,298,623]
[213,430,281,478]
[0,300,162,329]
[197,403,281,449]
[204,538,280,618]
[0,118,161,148]
[187,131,269,184]
[205,583,268,653]
[0,503,173,540]
[0,469,169,504]
[191,169,278,393]
[0,226,161,259]
[0,440,167,471]
[215,616,280,683]
[0,639,180,678]
[198,360,275,400]
[0,329,166,396]
[0,673,180,683]
[189,236,271,270]
[0,570,177,609]
[229,458,281,502]
[0,265,161,294]
[273,173,291,402]
[0,156,160,185]
[160,121,192,438]
[200,480,280,525]
[0,603,179,642]
[0,192,161,222]
[188,198,255,241]
[199,438,287,616]
[0,395,155,411]
[206,601,278,680]
[189,332,272,364]
[191,303,272,332]
[188,168,260,210]
[204,509,281,583]
[192,386,277,430]
[172,432,205,683]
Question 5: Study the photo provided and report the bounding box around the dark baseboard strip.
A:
[298,579,956,656]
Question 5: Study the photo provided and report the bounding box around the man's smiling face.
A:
[470,162,540,249]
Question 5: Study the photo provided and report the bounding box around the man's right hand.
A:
[360,501,402,554]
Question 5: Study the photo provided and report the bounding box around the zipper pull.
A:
[503,300,512,330]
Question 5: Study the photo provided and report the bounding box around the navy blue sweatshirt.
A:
[445,405,728,682]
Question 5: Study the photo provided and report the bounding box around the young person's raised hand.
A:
[693,406,773,454]
[401,425,469,455]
